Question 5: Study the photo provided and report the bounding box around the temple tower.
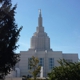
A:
[30,10,51,51]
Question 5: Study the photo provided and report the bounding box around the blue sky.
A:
[12,0,80,58]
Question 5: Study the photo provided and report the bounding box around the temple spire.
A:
[38,9,42,27]
[30,10,50,51]
[39,9,41,17]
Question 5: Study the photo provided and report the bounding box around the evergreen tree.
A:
[0,0,22,79]
[0,0,2,3]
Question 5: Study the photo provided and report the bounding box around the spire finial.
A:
[39,9,41,17]
[38,9,42,27]
[39,9,41,14]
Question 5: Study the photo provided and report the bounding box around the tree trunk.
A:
[34,75,36,80]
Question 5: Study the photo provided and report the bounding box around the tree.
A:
[0,0,10,4]
[48,59,80,80]
[0,0,2,3]
[0,0,22,79]
[29,56,41,80]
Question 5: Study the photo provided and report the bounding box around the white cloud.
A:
[19,41,29,47]
[15,41,30,53]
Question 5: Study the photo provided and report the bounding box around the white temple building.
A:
[7,10,78,78]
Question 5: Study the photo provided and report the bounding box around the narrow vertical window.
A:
[49,58,54,69]
[28,58,32,69]
[39,58,44,67]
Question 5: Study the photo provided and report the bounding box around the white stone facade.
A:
[14,10,78,77]
[17,50,78,77]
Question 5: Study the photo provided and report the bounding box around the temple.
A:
[6,10,78,78]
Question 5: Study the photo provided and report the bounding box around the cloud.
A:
[19,41,30,48]
[16,41,30,53]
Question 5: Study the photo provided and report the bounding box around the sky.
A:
[12,0,80,58]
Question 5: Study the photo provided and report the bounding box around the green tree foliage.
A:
[48,59,80,80]
[0,0,22,79]
[29,56,41,80]
[0,0,2,3]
